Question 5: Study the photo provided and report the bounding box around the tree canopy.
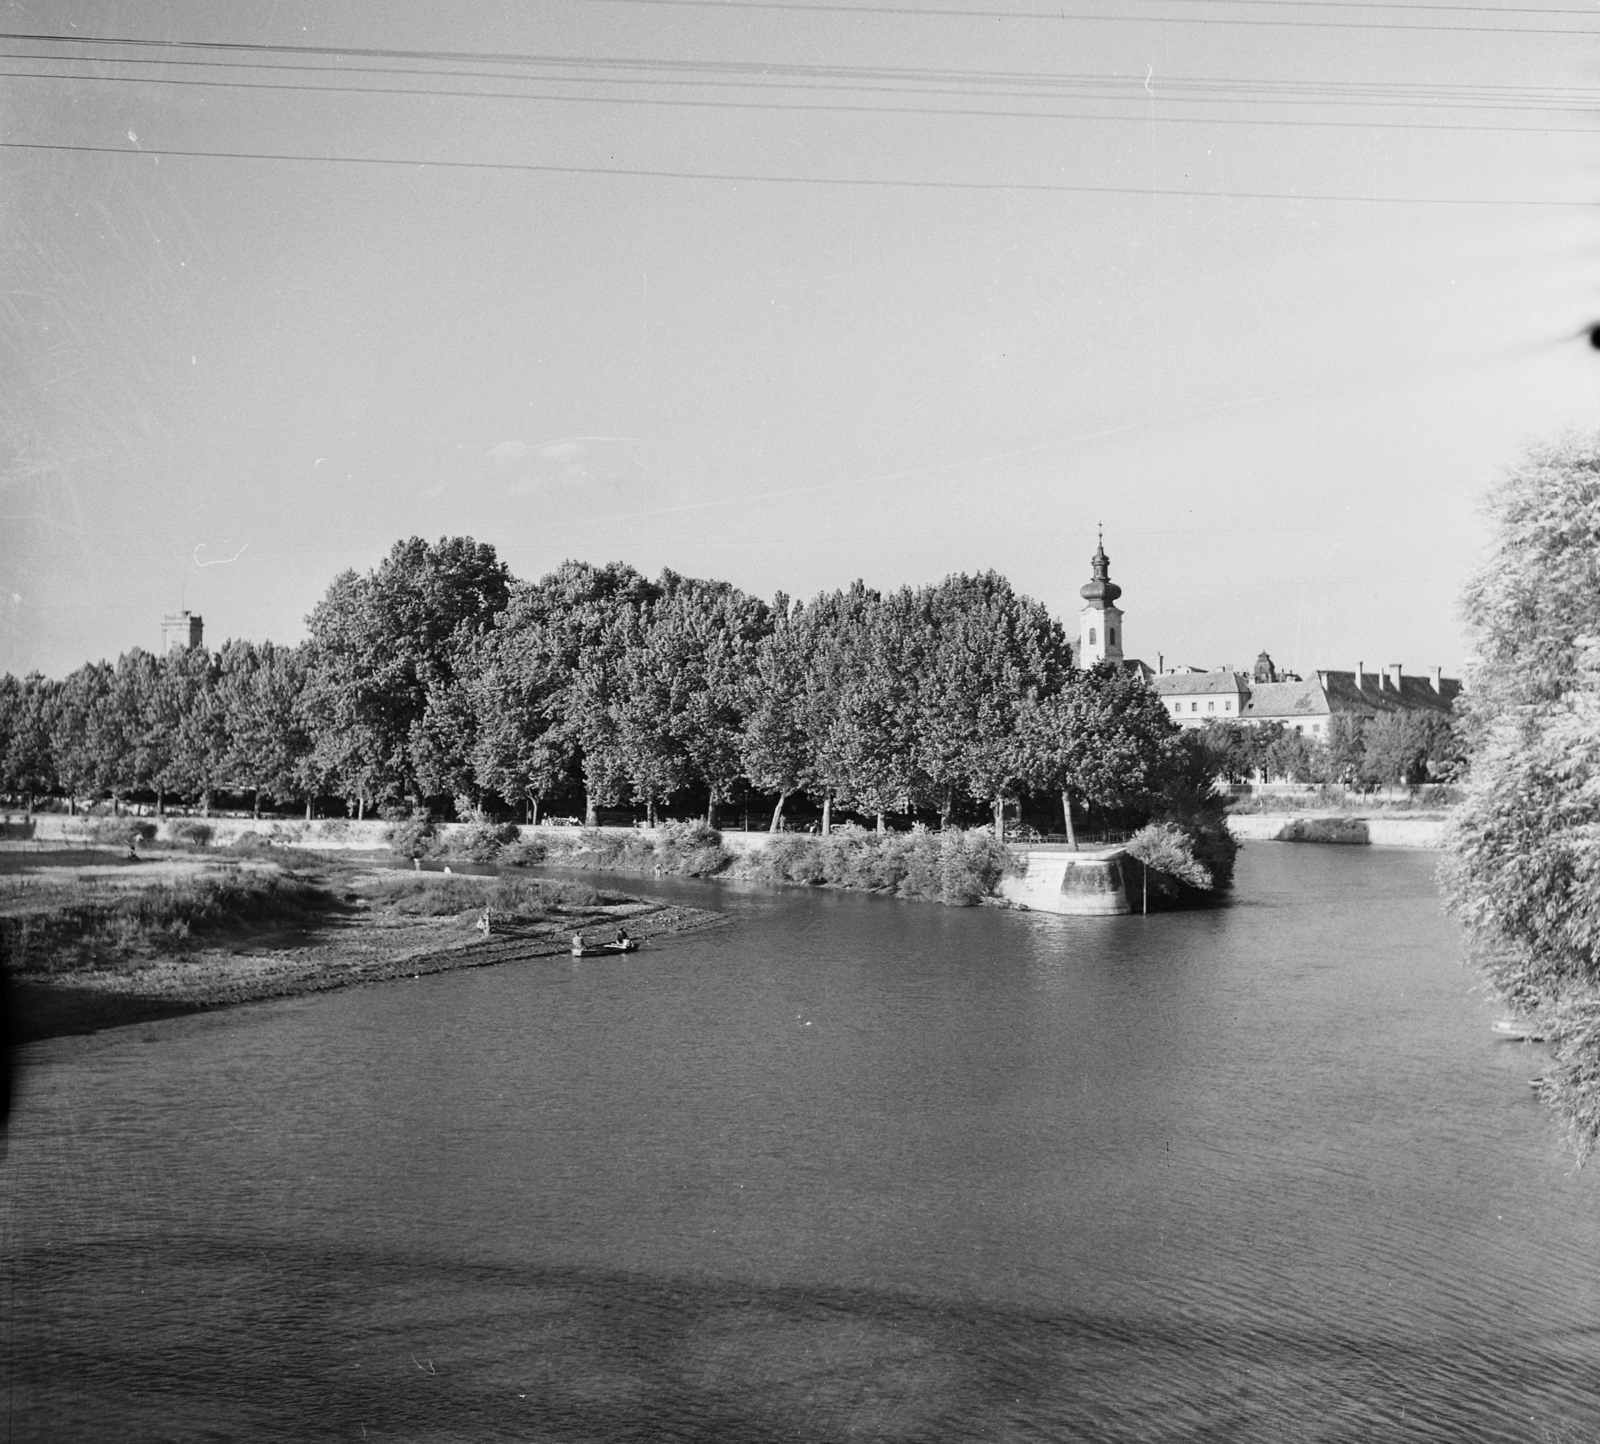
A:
[1441,432,1600,1159]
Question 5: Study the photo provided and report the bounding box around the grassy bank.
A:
[1,850,720,1043]
[407,818,1017,905]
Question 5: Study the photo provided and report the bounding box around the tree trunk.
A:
[253,789,260,819]
[941,787,953,831]
[993,796,1005,844]
[584,794,597,828]
[305,796,313,822]
[769,789,790,832]
[1061,791,1077,851]
[875,811,885,835]
[24,791,33,819]
[822,794,832,836]
[357,797,365,822]
[531,797,540,826]
[648,798,657,829]
[707,790,716,827]
[156,789,164,818]
[69,795,76,816]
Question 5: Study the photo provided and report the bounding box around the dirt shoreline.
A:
[1,850,725,1045]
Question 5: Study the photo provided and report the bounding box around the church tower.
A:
[1078,530,1124,668]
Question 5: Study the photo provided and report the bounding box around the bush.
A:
[1126,821,1212,889]
[447,820,521,861]
[166,819,214,848]
[743,825,1014,905]
[385,818,436,857]
[82,818,159,848]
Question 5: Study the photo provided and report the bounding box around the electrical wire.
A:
[6,67,1594,132]
[4,139,1587,206]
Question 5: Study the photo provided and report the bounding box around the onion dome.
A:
[1079,538,1122,604]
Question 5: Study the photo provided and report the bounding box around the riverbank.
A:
[1,848,722,1043]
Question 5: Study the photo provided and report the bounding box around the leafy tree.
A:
[469,561,661,823]
[216,640,313,814]
[1192,720,1256,785]
[1261,726,1319,784]
[48,662,116,811]
[303,536,511,813]
[1360,712,1428,788]
[742,594,816,830]
[0,673,57,810]
[1441,431,1600,1158]
[915,572,1070,834]
[825,586,928,831]
[1023,661,1180,845]
[1320,713,1367,786]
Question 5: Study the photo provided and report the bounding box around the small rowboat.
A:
[570,939,640,958]
[1492,1019,1548,1043]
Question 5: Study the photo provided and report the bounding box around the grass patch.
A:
[1,868,338,975]
[355,872,600,920]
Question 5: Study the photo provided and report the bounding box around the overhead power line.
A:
[4,139,1588,206]
[8,65,1595,132]
[6,44,1598,114]
[596,0,1600,28]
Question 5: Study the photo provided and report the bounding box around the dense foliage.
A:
[1440,432,1600,1159]
[1192,714,1462,789]
[1,535,1236,886]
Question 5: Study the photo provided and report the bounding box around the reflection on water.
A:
[4,846,1599,1441]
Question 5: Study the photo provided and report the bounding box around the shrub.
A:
[82,818,159,848]
[1126,821,1212,890]
[447,820,521,861]
[743,825,1014,905]
[385,818,436,857]
[166,819,214,848]
[650,820,732,877]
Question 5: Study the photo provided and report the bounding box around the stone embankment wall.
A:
[1225,813,1449,848]
[0,814,787,854]
[5,811,1451,854]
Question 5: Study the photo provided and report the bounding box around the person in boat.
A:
[614,926,631,948]
[571,932,585,955]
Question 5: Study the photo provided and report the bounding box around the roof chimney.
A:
[1430,666,1443,693]
[1387,663,1403,691]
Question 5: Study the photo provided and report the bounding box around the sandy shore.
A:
[1,849,724,1043]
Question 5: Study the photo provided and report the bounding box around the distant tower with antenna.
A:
[161,609,204,654]
[1078,526,1124,668]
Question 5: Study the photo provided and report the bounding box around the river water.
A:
[2,845,1597,1441]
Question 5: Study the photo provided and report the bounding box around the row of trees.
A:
[1199,712,1463,789]
[0,538,1209,841]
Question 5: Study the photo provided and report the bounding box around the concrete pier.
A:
[1000,846,1132,915]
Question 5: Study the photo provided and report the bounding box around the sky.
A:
[1,0,1596,680]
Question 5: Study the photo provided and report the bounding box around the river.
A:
[2,844,1597,1441]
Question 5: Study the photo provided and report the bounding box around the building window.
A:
[1108,627,1117,646]
[1208,701,1215,712]
[1295,724,1303,734]
[1191,703,1198,712]
[1088,627,1097,646]
[1224,700,1231,711]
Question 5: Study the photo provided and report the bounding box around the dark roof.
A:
[1242,679,1330,718]
[1315,671,1460,717]
[1153,671,1249,697]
